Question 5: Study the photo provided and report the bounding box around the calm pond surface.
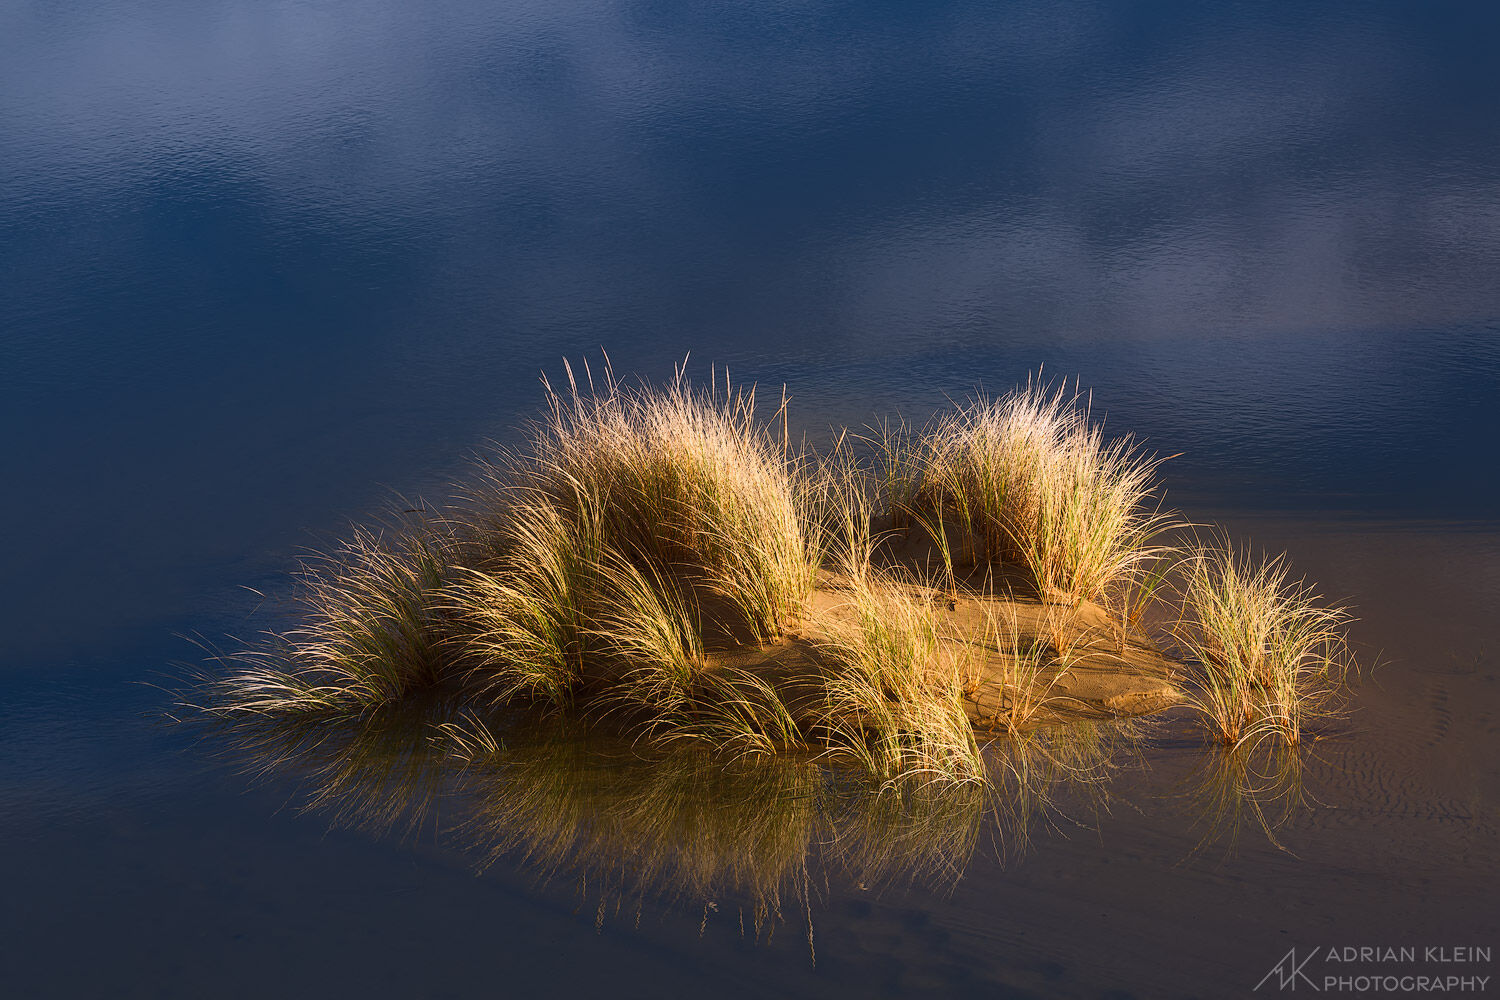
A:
[3,1,1498,997]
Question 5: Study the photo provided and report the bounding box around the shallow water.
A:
[3,1,1498,997]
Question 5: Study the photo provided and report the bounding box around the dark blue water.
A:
[4,2,1498,996]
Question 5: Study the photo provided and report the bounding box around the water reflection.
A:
[1183,737,1312,858]
[208,701,1305,941]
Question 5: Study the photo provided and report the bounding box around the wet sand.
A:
[1,518,1493,1000]
[792,516,1500,996]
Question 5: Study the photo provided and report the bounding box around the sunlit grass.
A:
[899,378,1177,605]
[201,518,457,715]
[190,361,1352,771]
[445,488,607,709]
[583,550,804,755]
[1171,542,1351,746]
[814,569,986,787]
[519,357,815,641]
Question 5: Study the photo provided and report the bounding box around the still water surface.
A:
[2,1,1498,996]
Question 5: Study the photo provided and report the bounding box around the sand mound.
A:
[701,569,1183,732]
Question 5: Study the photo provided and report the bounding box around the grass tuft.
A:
[445,487,608,710]
[520,358,815,641]
[902,378,1176,604]
[815,571,985,786]
[1171,542,1352,745]
[590,550,710,716]
[202,519,457,715]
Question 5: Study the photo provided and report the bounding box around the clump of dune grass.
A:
[591,551,803,755]
[434,358,818,737]
[815,569,985,786]
[899,378,1176,606]
[193,358,1355,799]
[907,385,1055,566]
[202,519,458,715]
[451,498,805,754]
[585,550,796,748]
[1024,416,1174,606]
[1171,543,1351,745]
[590,551,710,713]
[202,359,819,743]
[445,489,608,710]
[515,358,816,641]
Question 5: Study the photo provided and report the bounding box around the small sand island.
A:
[194,361,1351,787]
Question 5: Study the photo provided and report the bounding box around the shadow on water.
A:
[199,699,1313,954]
